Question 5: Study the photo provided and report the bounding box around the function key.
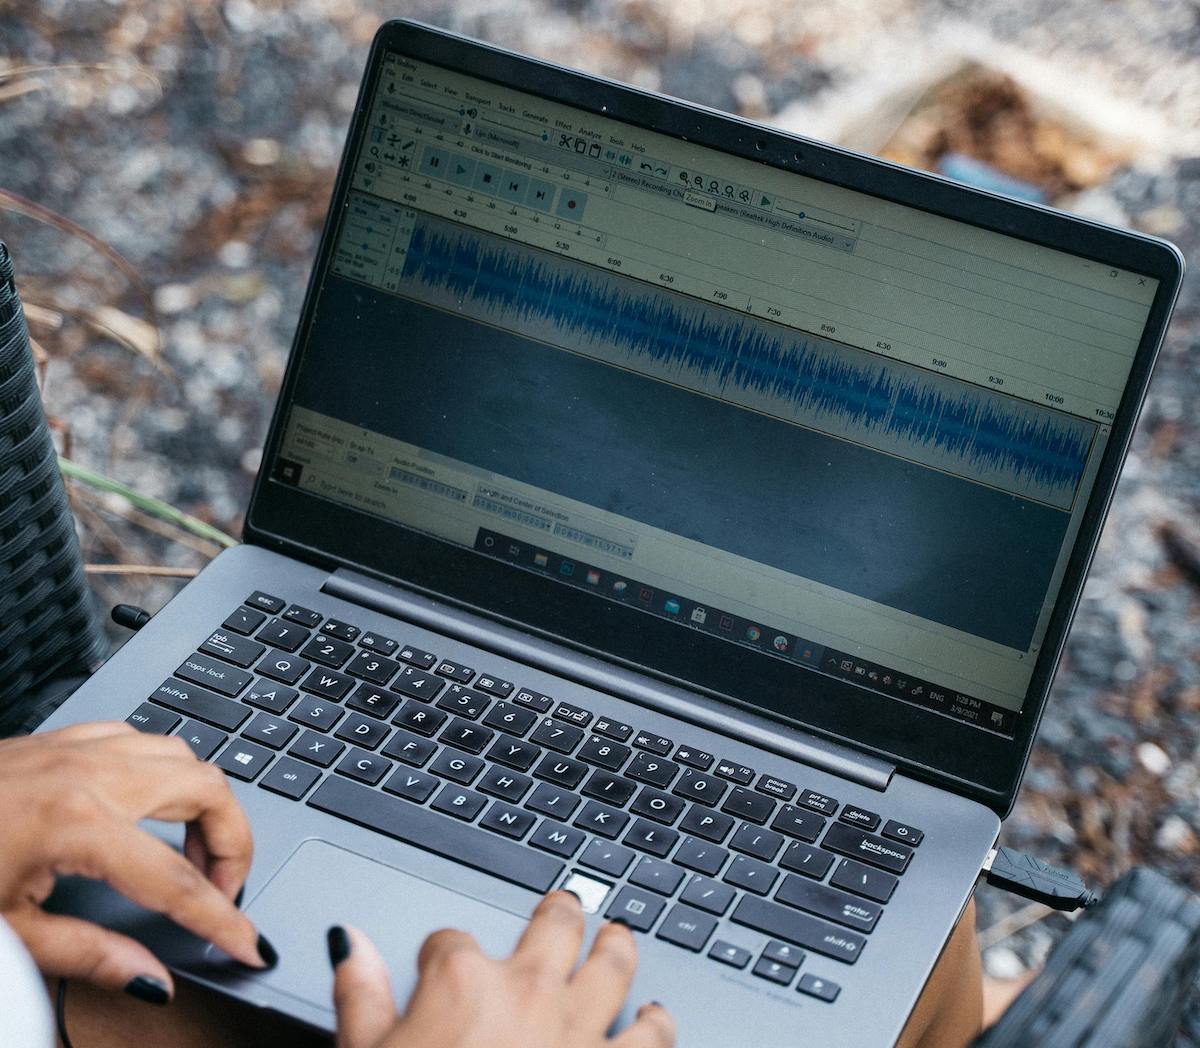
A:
[797,973,840,1003]
[839,806,881,832]
[675,745,715,771]
[633,731,673,756]
[593,716,634,742]
[245,591,285,614]
[223,606,266,635]
[553,702,593,728]
[435,659,474,684]
[475,674,514,698]
[513,688,554,714]
[283,605,323,629]
[398,645,437,670]
[798,788,838,816]
[882,820,924,847]
[360,633,400,657]
[323,619,361,642]
[756,775,797,801]
[714,760,755,786]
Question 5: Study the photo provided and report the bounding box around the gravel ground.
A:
[2,0,1198,991]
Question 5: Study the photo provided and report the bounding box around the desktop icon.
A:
[533,551,548,568]
[612,580,627,594]
[664,599,681,615]
[586,569,601,585]
[745,625,761,642]
[690,607,707,624]
[772,635,789,652]
[560,561,575,577]
[639,587,654,602]
[719,615,734,632]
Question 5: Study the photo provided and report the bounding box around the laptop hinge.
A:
[323,568,895,791]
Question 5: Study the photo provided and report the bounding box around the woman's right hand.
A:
[330,890,675,1048]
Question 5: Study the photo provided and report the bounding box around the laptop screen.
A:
[268,49,1157,738]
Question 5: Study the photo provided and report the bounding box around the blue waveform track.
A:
[397,214,1094,508]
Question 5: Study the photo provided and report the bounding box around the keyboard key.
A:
[830,859,899,903]
[632,731,672,756]
[392,701,447,736]
[302,667,354,702]
[478,765,532,802]
[431,784,486,821]
[752,957,796,986]
[257,619,309,653]
[577,735,631,771]
[215,739,273,781]
[580,839,635,877]
[723,855,778,895]
[731,895,866,965]
[382,728,437,767]
[798,788,838,816]
[175,655,251,698]
[439,718,494,755]
[630,856,685,896]
[244,680,298,714]
[200,629,265,668]
[436,685,491,720]
[474,674,514,698]
[430,749,484,785]
[391,666,444,701]
[679,806,735,843]
[397,645,437,670]
[322,619,360,642]
[731,824,784,861]
[680,876,735,916]
[126,702,179,734]
[257,650,310,685]
[798,973,841,1002]
[335,712,390,750]
[674,837,729,877]
[245,590,285,614]
[288,695,344,732]
[756,775,798,801]
[288,730,344,767]
[175,719,226,760]
[482,702,537,737]
[534,754,588,790]
[656,904,717,952]
[346,685,400,720]
[336,747,392,786]
[151,678,249,731]
[623,819,678,858]
[259,756,320,800]
[882,820,924,847]
[435,659,474,683]
[573,800,629,839]
[512,687,554,714]
[771,805,825,843]
[714,760,755,785]
[592,716,633,742]
[487,734,541,772]
[823,823,913,874]
[479,801,535,840]
[674,745,715,770]
[839,806,881,832]
[300,634,354,668]
[552,702,592,728]
[243,712,298,750]
[776,874,882,933]
[347,651,401,686]
[581,769,636,807]
[630,787,685,825]
[780,841,835,880]
[529,822,585,859]
[626,751,679,788]
[283,604,323,629]
[224,606,266,635]
[605,886,664,932]
[359,632,399,657]
[708,940,752,969]
[526,783,581,821]
[763,940,806,967]
[382,767,438,803]
[672,768,727,806]
[721,787,775,825]
[530,718,584,754]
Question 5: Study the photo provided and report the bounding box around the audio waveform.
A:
[396,214,1094,508]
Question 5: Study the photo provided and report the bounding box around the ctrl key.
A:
[126,702,180,735]
[260,756,321,800]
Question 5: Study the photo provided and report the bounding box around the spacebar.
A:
[308,777,564,894]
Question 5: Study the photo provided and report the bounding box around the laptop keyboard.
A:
[126,590,925,1004]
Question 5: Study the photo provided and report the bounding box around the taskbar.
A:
[473,527,1018,737]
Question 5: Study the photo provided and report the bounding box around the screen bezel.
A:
[245,19,1184,817]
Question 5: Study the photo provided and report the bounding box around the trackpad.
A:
[243,840,531,1013]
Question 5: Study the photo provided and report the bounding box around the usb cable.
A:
[982,847,1102,911]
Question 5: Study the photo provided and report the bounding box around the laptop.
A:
[39,19,1183,1046]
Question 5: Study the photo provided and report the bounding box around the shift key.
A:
[177,653,252,697]
[151,677,250,731]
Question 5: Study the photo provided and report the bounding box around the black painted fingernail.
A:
[234,886,245,908]
[124,975,170,1006]
[327,925,351,968]
[650,1001,664,1008]
[257,933,279,969]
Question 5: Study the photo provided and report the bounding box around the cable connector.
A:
[982,847,1101,912]
[111,604,152,631]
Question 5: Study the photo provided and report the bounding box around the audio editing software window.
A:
[273,51,1158,733]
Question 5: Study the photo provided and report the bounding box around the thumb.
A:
[330,924,398,1048]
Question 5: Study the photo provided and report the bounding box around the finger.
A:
[611,1002,677,1048]
[331,925,397,1048]
[416,927,482,975]
[7,906,173,1000]
[569,921,638,1031]
[49,720,139,743]
[512,890,585,978]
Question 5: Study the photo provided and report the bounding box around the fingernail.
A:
[234,886,245,908]
[256,933,279,969]
[123,975,170,1006]
[327,925,351,968]
[650,1000,664,1008]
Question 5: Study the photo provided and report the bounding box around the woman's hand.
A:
[0,721,271,1002]
[331,890,675,1048]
